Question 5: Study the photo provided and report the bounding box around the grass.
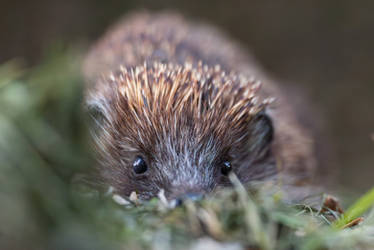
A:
[0,48,373,250]
[333,187,374,229]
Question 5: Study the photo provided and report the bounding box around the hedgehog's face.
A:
[117,113,274,201]
[118,131,228,200]
[88,63,276,200]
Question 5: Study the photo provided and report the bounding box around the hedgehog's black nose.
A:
[174,198,184,207]
[174,193,203,206]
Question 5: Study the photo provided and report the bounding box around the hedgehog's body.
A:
[84,12,317,201]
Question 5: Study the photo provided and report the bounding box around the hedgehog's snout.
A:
[166,180,207,202]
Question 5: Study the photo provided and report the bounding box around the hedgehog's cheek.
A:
[235,155,277,183]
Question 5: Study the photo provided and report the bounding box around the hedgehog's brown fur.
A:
[84,12,318,200]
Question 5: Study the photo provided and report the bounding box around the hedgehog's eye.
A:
[133,156,148,174]
[220,161,232,176]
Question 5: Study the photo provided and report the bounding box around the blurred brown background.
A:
[1,0,373,192]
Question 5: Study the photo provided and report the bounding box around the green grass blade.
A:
[333,187,374,229]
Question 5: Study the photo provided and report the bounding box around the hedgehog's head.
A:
[87,62,275,200]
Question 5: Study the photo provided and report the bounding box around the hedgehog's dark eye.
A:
[133,156,148,174]
[221,161,232,176]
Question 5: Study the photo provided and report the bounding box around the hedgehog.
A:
[83,12,318,201]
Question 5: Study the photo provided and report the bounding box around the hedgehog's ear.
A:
[86,102,106,130]
[247,111,274,158]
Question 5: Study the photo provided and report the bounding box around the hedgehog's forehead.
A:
[112,62,261,99]
[110,62,264,117]
[99,63,269,149]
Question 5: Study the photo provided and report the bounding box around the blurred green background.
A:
[1,0,373,192]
